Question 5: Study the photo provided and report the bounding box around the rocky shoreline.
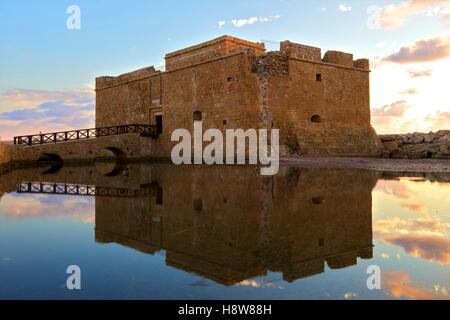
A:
[379,130,450,159]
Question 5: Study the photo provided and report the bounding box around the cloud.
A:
[219,15,281,28]
[374,214,450,265]
[232,17,259,27]
[407,68,433,77]
[0,101,94,122]
[374,0,450,30]
[338,4,352,12]
[0,88,95,141]
[383,272,450,300]
[0,101,95,141]
[424,111,450,129]
[372,100,410,117]
[0,87,94,112]
[238,279,283,289]
[384,234,450,265]
[401,203,427,213]
[382,35,450,64]
[374,218,448,238]
[375,180,412,199]
[400,88,419,95]
[343,292,357,299]
[0,193,95,224]
[381,252,390,259]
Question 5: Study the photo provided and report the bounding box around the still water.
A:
[0,163,449,300]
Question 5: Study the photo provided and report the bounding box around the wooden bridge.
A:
[13,124,160,146]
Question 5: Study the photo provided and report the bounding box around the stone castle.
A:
[1,35,385,169]
[96,35,382,157]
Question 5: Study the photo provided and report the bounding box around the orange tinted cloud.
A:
[384,234,450,265]
[0,87,94,113]
[374,218,448,238]
[424,111,450,129]
[383,272,449,300]
[401,203,427,213]
[400,88,419,95]
[372,101,411,129]
[0,194,95,224]
[407,68,433,77]
[372,100,410,117]
[375,180,412,199]
[376,0,450,30]
[382,35,450,64]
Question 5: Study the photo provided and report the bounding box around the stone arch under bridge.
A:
[8,133,155,165]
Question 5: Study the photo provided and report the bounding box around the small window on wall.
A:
[311,115,322,123]
[155,185,163,206]
[193,199,203,211]
[316,74,322,82]
[155,115,163,134]
[193,111,202,122]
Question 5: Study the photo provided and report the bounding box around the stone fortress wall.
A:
[95,35,383,158]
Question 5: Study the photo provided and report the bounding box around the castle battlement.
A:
[96,36,370,91]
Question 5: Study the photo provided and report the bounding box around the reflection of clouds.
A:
[0,194,94,224]
[375,180,412,199]
[384,234,450,265]
[401,203,427,214]
[374,214,450,265]
[374,217,448,237]
[381,252,390,259]
[383,272,450,300]
[237,279,283,289]
[344,292,357,300]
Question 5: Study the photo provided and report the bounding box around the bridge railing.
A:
[17,182,153,198]
[13,124,160,146]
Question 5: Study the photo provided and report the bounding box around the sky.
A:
[0,0,449,139]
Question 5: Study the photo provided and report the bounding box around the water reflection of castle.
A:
[2,163,377,285]
[92,164,377,285]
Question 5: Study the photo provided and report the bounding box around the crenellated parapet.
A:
[280,40,369,71]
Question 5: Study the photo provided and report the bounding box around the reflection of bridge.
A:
[13,124,160,146]
[17,182,153,198]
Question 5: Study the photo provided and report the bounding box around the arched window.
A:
[311,115,322,123]
[193,111,202,122]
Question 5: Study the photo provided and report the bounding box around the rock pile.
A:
[379,131,450,159]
